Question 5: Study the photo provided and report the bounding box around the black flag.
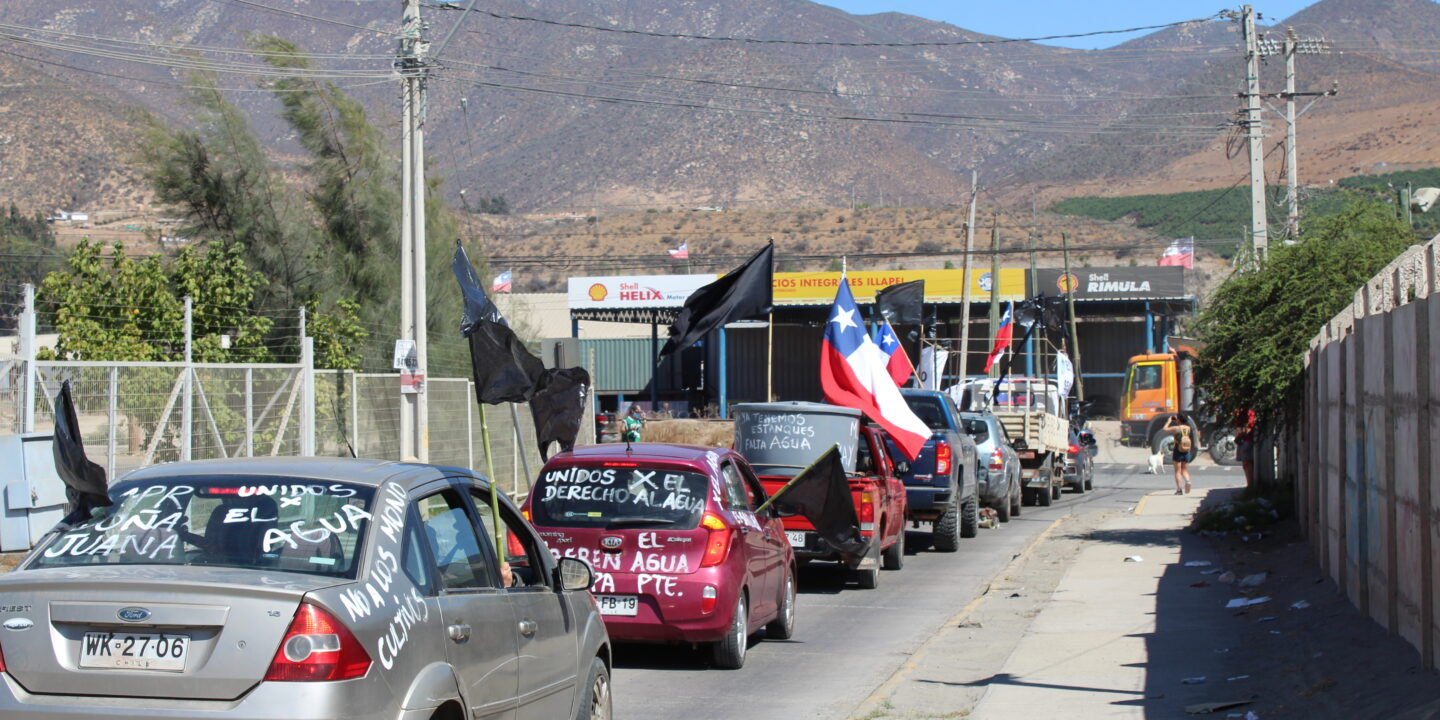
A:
[766,445,866,555]
[875,279,924,325]
[452,242,546,403]
[529,367,591,461]
[660,242,773,356]
[52,381,112,527]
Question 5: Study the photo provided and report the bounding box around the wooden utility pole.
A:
[958,171,978,381]
[1062,233,1084,402]
[987,220,1001,379]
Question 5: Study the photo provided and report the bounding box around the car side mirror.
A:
[555,556,593,592]
[893,461,910,475]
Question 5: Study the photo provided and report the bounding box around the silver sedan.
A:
[0,457,611,720]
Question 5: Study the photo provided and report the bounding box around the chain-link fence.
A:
[4,284,553,499]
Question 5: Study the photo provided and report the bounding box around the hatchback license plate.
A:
[785,531,807,548]
[80,632,189,671]
[595,595,639,617]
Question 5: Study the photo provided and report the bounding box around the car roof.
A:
[549,442,729,465]
[115,456,435,488]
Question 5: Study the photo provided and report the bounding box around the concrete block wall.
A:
[1301,237,1439,669]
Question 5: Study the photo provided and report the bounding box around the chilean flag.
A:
[1158,236,1194,269]
[668,242,689,259]
[983,302,1013,373]
[873,319,914,387]
[490,270,512,293]
[820,279,930,461]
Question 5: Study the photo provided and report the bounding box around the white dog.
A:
[1146,451,1165,474]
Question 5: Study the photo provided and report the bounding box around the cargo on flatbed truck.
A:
[954,378,1068,507]
[887,389,979,551]
[732,402,908,589]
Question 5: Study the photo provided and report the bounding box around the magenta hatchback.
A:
[523,444,796,669]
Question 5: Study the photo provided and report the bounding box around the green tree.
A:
[1194,200,1415,423]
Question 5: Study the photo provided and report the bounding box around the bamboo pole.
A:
[479,404,504,552]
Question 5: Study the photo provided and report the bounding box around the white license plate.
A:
[595,595,639,617]
[80,632,189,671]
[785,531,808,548]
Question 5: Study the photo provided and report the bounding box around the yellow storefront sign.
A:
[773,269,1027,305]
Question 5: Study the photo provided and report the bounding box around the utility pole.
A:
[398,0,430,462]
[1256,27,1332,240]
[1240,5,1269,260]
[958,171,978,381]
[987,220,1001,379]
[1062,233,1084,402]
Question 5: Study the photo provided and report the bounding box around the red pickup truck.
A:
[731,402,908,589]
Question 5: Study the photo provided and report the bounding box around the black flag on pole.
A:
[52,381,112,527]
[529,366,592,461]
[660,241,773,356]
[875,279,924,325]
[765,444,866,555]
[452,242,546,404]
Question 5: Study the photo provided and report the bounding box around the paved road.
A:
[610,462,1243,719]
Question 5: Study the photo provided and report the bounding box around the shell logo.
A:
[588,283,608,301]
[1057,273,1080,294]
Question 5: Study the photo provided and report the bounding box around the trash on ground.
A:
[1225,596,1272,608]
[1191,581,1211,588]
[979,507,1000,529]
[1269,630,1282,635]
[1238,572,1268,588]
[1201,568,1221,575]
[1257,616,1276,622]
[1124,555,1144,562]
[1218,571,1237,584]
[1185,700,1252,714]
[1185,560,1213,567]
[1181,676,1208,684]
[1227,675,1250,681]
[1289,600,1311,610]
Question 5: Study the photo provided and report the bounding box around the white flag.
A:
[1056,351,1074,398]
[918,346,949,391]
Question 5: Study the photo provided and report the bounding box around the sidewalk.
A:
[970,489,1234,718]
[853,487,1243,719]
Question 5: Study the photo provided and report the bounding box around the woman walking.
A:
[1164,414,1194,494]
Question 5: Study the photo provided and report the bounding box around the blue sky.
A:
[819,1,1320,49]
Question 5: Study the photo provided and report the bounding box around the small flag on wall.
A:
[668,242,689,260]
[491,270,513,293]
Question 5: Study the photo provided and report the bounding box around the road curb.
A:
[849,514,1069,718]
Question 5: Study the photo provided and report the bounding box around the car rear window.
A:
[961,417,990,444]
[905,397,949,431]
[532,464,709,529]
[28,476,375,578]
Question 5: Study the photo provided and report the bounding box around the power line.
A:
[443,6,1220,49]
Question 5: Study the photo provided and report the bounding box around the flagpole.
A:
[755,444,839,515]
[767,311,774,401]
[1062,233,1085,403]
[988,220,1001,379]
[478,404,504,551]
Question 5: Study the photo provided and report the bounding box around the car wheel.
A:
[1010,475,1022,517]
[1072,469,1086,494]
[960,487,980,539]
[712,594,749,669]
[1084,466,1094,491]
[1051,466,1063,500]
[932,498,961,552]
[1037,478,1053,507]
[994,491,1011,522]
[765,569,796,639]
[882,523,905,570]
[1209,429,1240,465]
[574,656,611,720]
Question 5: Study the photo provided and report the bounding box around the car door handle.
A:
[447,623,471,642]
[518,619,538,638]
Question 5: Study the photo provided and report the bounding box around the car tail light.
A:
[521,508,531,522]
[935,441,952,476]
[700,586,718,614]
[699,513,733,568]
[987,449,1005,471]
[858,491,875,535]
[1068,443,1081,455]
[0,639,6,673]
[264,603,371,682]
